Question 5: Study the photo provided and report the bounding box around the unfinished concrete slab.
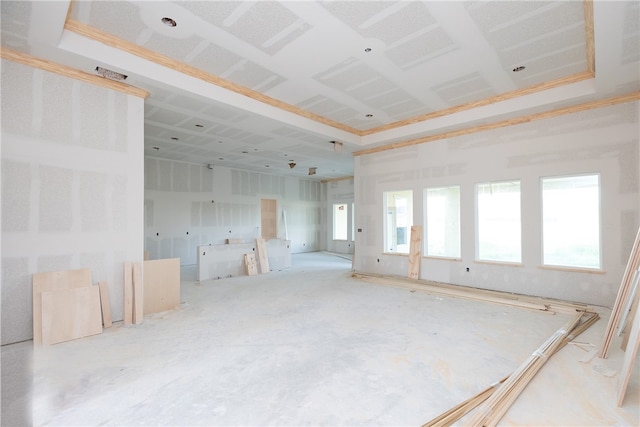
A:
[2,252,638,425]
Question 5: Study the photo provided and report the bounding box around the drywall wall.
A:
[1,59,144,345]
[326,178,355,254]
[353,100,640,307]
[144,158,323,264]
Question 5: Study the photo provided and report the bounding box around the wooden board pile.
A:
[599,226,640,406]
[244,237,270,276]
[32,268,111,346]
[33,258,181,345]
[350,271,600,425]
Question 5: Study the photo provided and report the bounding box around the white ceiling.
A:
[1,1,639,180]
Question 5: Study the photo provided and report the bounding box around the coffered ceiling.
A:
[1,1,639,180]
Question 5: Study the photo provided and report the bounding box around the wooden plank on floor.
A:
[256,237,270,274]
[98,281,112,328]
[245,253,258,276]
[40,285,103,345]
[32,268,92,346]
[408,225,422,279]
[123,262,133,325]
[133,262,144,325]
[143,258,180,315]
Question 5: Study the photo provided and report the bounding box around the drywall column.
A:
[1,59,144,345]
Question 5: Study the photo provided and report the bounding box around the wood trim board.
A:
[0,47,149,99]
[600,226,640,358]
[133,262,143,324]
[617,296,640,406]
[123,262,133,325]
[408,225,422,279]
[98,280,112,328]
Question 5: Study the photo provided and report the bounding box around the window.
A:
[384,190,413,254]
[333,203,348,240]
[542,174,600,269]
[425,186,461,258]
[477,180,521,262]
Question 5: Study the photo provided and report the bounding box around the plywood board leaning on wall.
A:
[32,268,92,346]
[143,258,180,315]
[40,286,103,345]
[256,237,270,274]
[245,253,258,276]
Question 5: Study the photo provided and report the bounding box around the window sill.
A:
[538,265,606,274]
[382,252,409,257]
[423,256,462,262]
[474,260,524,267]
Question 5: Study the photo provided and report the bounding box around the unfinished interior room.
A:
[1,0,639,425]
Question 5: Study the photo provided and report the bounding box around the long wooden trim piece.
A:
[421,312,599,427]
[321,176,354,184]
[352,271,591,315]
[584,0,595,75]
[351,272,588,314]
[353,92,640,157]
[600,226,640,358]
[64,19,360,136]
[1,47,149,99]
[361,71,593,137]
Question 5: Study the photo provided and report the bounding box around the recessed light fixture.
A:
[161,17,177,27]
[171,137,179,140]
[364,47,372,52]
[195,124,204,128]
[365,114,373,118]
[512,65,526,72]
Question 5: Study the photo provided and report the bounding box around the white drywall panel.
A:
[353,101,640,307]
[197,239,291,281]
[144,159,323,264]
[1,59,144,345]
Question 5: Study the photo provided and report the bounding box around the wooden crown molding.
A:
[321,176,354,184]
[0,47,150,99]
[353,92,640,157]
[64,18,361,136]
[60,0,597,141]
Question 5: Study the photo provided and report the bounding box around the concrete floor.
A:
[2,251,639,426]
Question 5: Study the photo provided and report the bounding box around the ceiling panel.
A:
[2,1,637,181]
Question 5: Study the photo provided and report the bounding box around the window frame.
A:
[424,185,461,259]
[383,190,413,255]
[540,173,602,270]
[475,179,522,264]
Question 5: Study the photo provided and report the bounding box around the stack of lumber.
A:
[598,226,640,406]
[350,272,602,426]
[32,268,111,346]
[422,311,599,426]
[245,237,270,276]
